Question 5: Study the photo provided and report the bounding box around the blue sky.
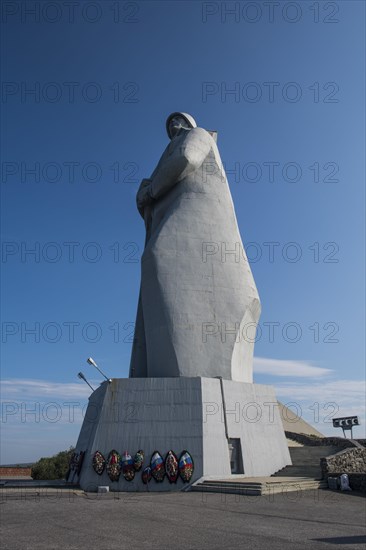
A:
[1,0,365,463]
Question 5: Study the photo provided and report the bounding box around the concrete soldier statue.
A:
[130,112,261,383]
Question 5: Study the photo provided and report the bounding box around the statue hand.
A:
[137,178,153,215]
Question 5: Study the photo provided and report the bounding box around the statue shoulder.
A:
[187,126,213,143]
[168,127,212,156]
[180,127,214,154]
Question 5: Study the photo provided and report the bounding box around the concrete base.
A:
[72,377,291,491]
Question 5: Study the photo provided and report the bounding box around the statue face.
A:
[169,115,190,139]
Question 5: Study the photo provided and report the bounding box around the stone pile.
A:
[321,447,366,492]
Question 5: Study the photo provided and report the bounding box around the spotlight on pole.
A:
[87,357,112,383]
[77,372,95,392]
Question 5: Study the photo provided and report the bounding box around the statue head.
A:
[166,112,197,139]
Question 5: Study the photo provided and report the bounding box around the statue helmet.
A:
[166,112,197,139]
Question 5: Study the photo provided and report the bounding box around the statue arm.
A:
[137,178,152,218]
[149,128,212,200]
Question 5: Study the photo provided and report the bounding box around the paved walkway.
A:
[1,488,365,549]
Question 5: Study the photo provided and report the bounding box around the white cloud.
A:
[254,356,332,378]
[275,379,366,438]
[275,379,366,402]
[0,378,94,399]
[253,357,365,437]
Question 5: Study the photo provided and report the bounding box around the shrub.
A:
[31,447,74,480]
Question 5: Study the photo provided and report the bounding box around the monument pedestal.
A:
[72,377,291,492]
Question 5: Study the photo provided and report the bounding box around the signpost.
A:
[332,416,360,438]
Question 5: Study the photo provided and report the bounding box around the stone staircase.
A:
[273,445,339,479]
[191,477,327,496]
[191,445,339,496]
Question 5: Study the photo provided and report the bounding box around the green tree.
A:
[31,447,75,480]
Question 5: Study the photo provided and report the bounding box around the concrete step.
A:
[281,465,322,469]
[191,478,327,496]
[196,481,326,488]
[273,470,321,478]
[190,445,338,496]
[289,446,338,457]
[197,482,263,489]
[275,466,321,472]
[275,468,321,473]
[286,438,304,448]
[284,466,323,470]
[287,464,319,468]
[272,445,339,478]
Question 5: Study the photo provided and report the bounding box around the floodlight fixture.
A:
[77,371,95,392]
[86,357,112,383]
